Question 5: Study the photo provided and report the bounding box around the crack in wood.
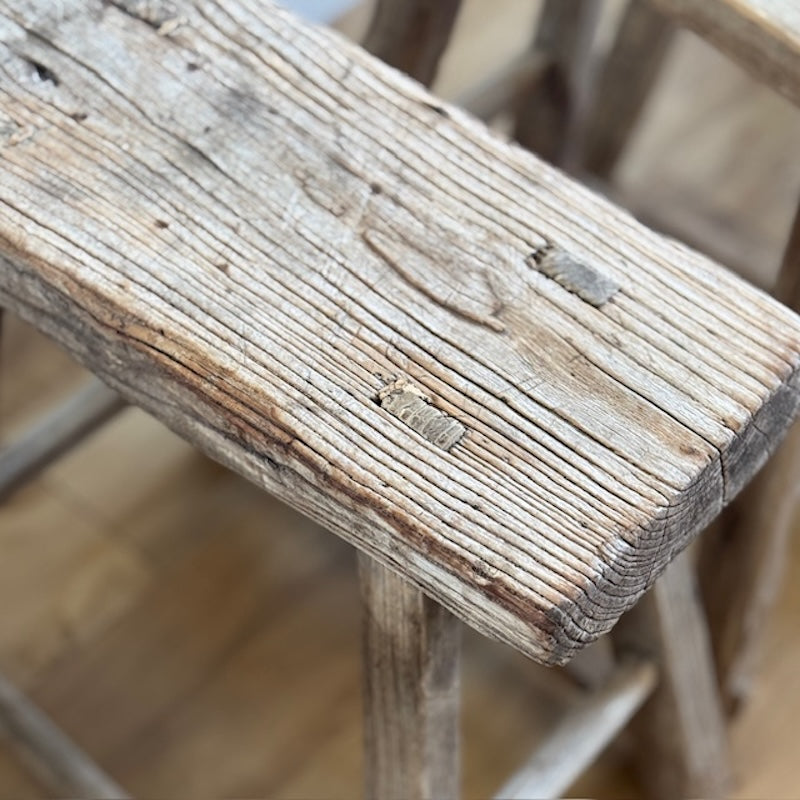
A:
[105,0,181,32]
[378,378,466,451]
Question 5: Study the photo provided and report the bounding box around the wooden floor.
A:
[2,2,800,797]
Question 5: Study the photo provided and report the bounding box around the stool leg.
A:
[512,0,601,168]
[358,553,461,800]
[700,197,800,711]
[613,550,730,800]
[581,0,676,179]
[362,0,461,87]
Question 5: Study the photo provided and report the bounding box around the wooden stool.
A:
[2,2,800,798]
[522,0,800,715]
[366,0,800,724]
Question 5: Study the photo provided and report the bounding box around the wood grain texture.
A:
[614,551,730,799]
[363,0,461,86]
[359,554,459,800]
[650,0,800,106]
[702,198,800,711]
[2,0,800,665]
[581,0,676,178]
[513,0,601,167]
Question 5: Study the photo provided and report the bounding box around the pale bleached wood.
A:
[2,0,800,665]
[581,0,675,178]
[363,0,461,87]
[359,553,460,800]
[701,197,800,711]
[0,671,129,798]
[651,0,800,107]
[513,0,602,167]
[494,657,657,800]
[0,377,124,499]
[614,551,730,799]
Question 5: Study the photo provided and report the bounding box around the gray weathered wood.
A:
[0,377,124,499]
[363,0,461,87]
[651,0,800,107]
[0,671,129,798]
[513,0,601,167]
[614,551,731,799]
[359,553,460,800]
[494,657,657,800]
[701,196,800,711]
[581,0,676,178]
[2,0,800,664]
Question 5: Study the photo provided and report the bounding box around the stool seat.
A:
[2,0,800,667]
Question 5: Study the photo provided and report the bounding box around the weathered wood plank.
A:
[581,0,676,177]
[494,657,657,800]
[363,0,461,87]
[513,0,601,167]
[0,671,129,798]
[1,0,800,664]
[614,551,730,799]
[359,554,460,800]
[701,197,800,710]
[651,0,800,107]
[0,378,124,499]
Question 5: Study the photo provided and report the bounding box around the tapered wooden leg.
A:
[613,551,730,800]
[362,0,462,87]
[513,0,601,168]
[580,0,676,178]
[701,197,800,711]
[359,553,461,800]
